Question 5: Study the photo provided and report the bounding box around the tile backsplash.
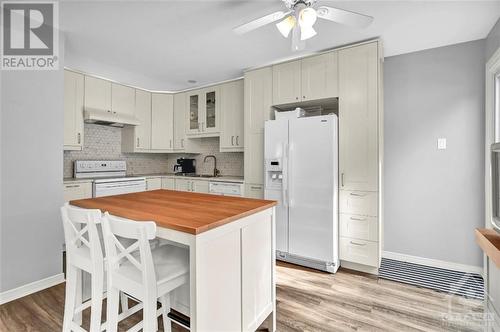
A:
[64,124,244,178]
[167,137,244,177]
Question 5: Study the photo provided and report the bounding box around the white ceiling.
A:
[61,1,500,91]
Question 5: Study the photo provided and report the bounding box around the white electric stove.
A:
[74,160,146,197]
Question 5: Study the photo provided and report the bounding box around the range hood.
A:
[83,108,140,127]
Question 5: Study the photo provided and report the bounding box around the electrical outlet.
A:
[437,138,447,150]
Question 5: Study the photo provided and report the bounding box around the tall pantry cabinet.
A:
[244,40,383,273]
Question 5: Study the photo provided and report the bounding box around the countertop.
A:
[64,174,244,184]
[70,189,276,234]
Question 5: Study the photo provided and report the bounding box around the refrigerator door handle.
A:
[282,142,288,207]
[288,142,293,207]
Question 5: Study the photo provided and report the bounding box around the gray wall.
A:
[0,47,64,291]
[486,18,500,61]
[384,40,485,267]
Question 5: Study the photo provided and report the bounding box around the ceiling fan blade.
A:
[316,6,373,29]
[233,10,291,35]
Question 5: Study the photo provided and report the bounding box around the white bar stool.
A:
[102,212,189,332]
[61,204,105,332]
[61,204,139,332]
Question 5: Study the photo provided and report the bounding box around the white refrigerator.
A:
[264,114,339,273]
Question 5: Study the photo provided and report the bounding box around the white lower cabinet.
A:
[339,237,378,267]
[145,177,162,191]
[161,177,175,190]
[175,178,209,193]
[63,182,92,202]
[245,184,264,199]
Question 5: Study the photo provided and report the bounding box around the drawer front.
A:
[339,237,379,267]
[340,214,378,242]
[340,190,378,216]
[64,183,92,202]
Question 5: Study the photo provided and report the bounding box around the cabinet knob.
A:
[303,96,306,99]
[295,97,299,100]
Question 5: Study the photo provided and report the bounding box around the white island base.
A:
[157,207,276,332]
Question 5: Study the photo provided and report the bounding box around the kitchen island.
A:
[70,189,277,332]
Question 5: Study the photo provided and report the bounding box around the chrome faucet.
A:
[203,155,220,177]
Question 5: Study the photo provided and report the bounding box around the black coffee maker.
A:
[174,158,196,174]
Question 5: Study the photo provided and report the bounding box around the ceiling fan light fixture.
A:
[299,7,317,27]
[300,25,317,41]
[276,15,296,38]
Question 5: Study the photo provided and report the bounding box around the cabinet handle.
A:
[250,186,262,190]
[350,217,366,221]
[181,139,184,148]
[137,137,140,147]
[236,136,239,146]
[231,136,234,146]
[341,173,344,187]
[350,192,367,197]
[350,241,366,246]
[170,139,172,148]
[77,133,81,144]
[65,185,80,188]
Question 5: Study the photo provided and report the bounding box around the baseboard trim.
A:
[0,273,65,305]
[382,251,483,276]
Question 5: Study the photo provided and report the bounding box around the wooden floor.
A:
[0,262,484,331]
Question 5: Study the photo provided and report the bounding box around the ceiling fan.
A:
[233,0,373,51]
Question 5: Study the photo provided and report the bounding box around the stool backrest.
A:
[101,212,157,294]
[60,203,103,267]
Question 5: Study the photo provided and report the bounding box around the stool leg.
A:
[106,286,120,332]
[160,294,172,332]
[74,269,83,325]
[143,298,158,332]
[120,292,129,313]
[62,265,77,332]
[89,273,104,332]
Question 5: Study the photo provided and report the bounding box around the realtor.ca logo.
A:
[1,1,59,70]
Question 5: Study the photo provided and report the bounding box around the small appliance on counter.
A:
[174,158,196,175]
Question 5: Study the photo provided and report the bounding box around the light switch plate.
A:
[437,138,447,150]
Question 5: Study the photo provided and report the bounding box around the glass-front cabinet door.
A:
[203,88,219,133]
[186,91,200,135]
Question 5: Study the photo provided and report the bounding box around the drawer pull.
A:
[350,241,366,246]
[250,186,262,190]
[65,185,80,188]
[350,192,367,197]
[350,217,366,221]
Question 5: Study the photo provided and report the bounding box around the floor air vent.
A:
[379,258,484,300]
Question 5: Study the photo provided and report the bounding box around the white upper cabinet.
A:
[272,60,301,105]
[220,80,244,152]
[186,87,220,137]
[272,52,339,105]
[84,76,112,112]
[64,70,84,150]
[245,67,273,135]
[301,52,338,101]
[121,89,151,152]
[174,92,186,150]
[111,83,135,116]
[339,42,379,192]
[135,89,151,150]
[151,93,174,151]
[244,67,272,187]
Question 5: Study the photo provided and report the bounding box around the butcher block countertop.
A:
[70,189,276,235]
